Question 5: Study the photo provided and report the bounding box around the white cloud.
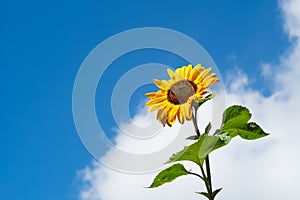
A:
[280,0,300,39]
[77,1,300,199]
[260,63,272,78]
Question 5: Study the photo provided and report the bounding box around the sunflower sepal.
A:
[195,91,216,108]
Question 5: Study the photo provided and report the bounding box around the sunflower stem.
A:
[192,104,214,200]
[205,155,213,199]
[192,106,200,137]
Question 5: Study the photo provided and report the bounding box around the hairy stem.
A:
[191,105,214,200]
[205,155,213,198]
[188,171,205,181]
[192,107,200,137]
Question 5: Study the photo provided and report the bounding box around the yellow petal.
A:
[156,109,164,120]
[153,79,170,90]
[175,66,187,78]
[199,67,212,79]
[144,91,164,98]
[145,92,156,98]
[190,65,205,81]
[205,78,220,87]
[166,116,175,126]
[167,69,176,80]
[181,103,192,120]
[185,64,193,80]
[194,68,212,84]
[158,104,172,126]
[145,96,167,107]
[149,100,168,112]
[167,105,179,126]
[188,66,199,81]
[177,107,184,124]
[203,73,217,81]
[167,68,184,81]
[182,65,188,78]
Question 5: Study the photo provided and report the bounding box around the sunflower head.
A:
[145,64,219,127]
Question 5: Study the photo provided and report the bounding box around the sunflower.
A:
[145,64,219,127]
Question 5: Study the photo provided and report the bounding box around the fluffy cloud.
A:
[77,1,300,199]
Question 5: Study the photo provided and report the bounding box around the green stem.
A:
[205,155,213,198]
[188,171,205,181]
[199,161,211,195]
[191,105,214,200]
[192,107,200,137]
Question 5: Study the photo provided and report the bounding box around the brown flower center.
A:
[167,80,197,105]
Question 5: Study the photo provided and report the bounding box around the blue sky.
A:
[0,0,291,199]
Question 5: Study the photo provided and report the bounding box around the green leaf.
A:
[212,188,223,198]
[148,164,189,188]
[167,135,223,165]
[204,122,212,134]
[238,122,269,140]
[222,105,251,131]
[218,132,231,144]
[186,135,199,140]
[196,188,222,199]
[196,191,211,199]
[211,138,228,152]
[220,105,269,140]
[222,105,251,124]
[197,135,220,159]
